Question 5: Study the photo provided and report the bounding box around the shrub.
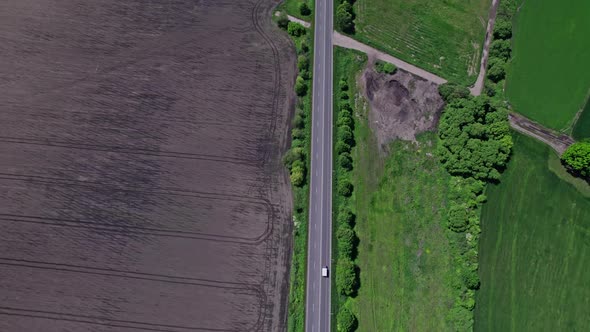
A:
[438,83,470,103]
[561,142,590,178]
[339,79,349,91]
[293,114,305,129]
[300,39,309,53]
[297,55,309,72]
[336,258,358,296]
[299,2,311,16]
[337,115,353,128]
[288,22,306,37]
[336,2,355,34]
[291,128,304,140]
[283,147,305,167]
[486,58,506,83]
[340,91,349,100]
[462,268,481,290]
[338,126,354,145]
[489,39,511,61]
[337,226,356,259]
[337,208,356,226]
[277,12,289,30]
[337,307,358,332]
[290,166,305,187]
[336,141,351,155]
[291,139,304,148]
[295,76,307,96]
[340,102,352,112]
[375,60,397,74]
[493,19,512,40]
[338,180,353,197]
[447,204,469,232]
[338,153,353,171]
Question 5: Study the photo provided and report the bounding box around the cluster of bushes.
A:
[279,22,313,188]
[334,78,360,332]
[277,19,313,332]
[436,91,510,328]
[437,94,513,181]
[561,141,590,182]
[374,60,397,75]
[336,0,355,34]
[485,0,518,95]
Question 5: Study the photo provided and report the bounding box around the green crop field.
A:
[506,0,590,131]
[573,98,590,140]
[351,133,458,331]
[353,0,490,84]
[475,132,590,331]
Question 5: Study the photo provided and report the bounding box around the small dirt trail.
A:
[509,113,575,155]
[333,32,447,85]
[469,0,500,96]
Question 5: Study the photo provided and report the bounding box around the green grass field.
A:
[506,0,590,131]
[353,0,490,84]
[475,132,590,331]
[573,98,590,140]
[351,133,459,331]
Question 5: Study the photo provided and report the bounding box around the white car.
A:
[321,266,329,278]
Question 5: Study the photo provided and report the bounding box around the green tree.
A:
[338,180,353,197]
[336,2,354,34]
[297,55,309,72]
[277,12,289,30]
[336,258,358,296]
[293,113,305,129]
[337,307,358,332]
[561,142,590,178]
[299,2,311,16]
[288,22,306,37]
[462,268,480,290]
[493,19,512,40]
[486,58,506,83]
[337,208,356,226]
[300,38,309,53]
[336,141,351,155]
[283,147,305,167]
[338,152,353,171]
[447,204,469,232]
[437,96,512,181]
[438,83,470,103]
[290,166,305,187]
[338,126,354,145]
[337,224,356,259]
[337,115,353,128]
[489,39,511,61]
[295,76,307,96]
[339,79,349,91]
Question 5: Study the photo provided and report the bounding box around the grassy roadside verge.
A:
[277,0,314,20]
[272,13,314,331]
[332,47,367,332]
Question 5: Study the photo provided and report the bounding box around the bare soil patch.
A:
[358,64,445,151]
[0,0,294,331]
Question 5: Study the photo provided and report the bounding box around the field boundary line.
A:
[0,136,260,166]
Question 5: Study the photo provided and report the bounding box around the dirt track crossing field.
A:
[0,0,294,331]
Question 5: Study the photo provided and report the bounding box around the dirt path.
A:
[469,0,500,96]
[509,113,575,154]
[333,31,447,85]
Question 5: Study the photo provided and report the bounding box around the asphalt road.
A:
[305,0,333,331]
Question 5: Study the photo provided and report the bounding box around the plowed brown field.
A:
[0,0,295,331]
